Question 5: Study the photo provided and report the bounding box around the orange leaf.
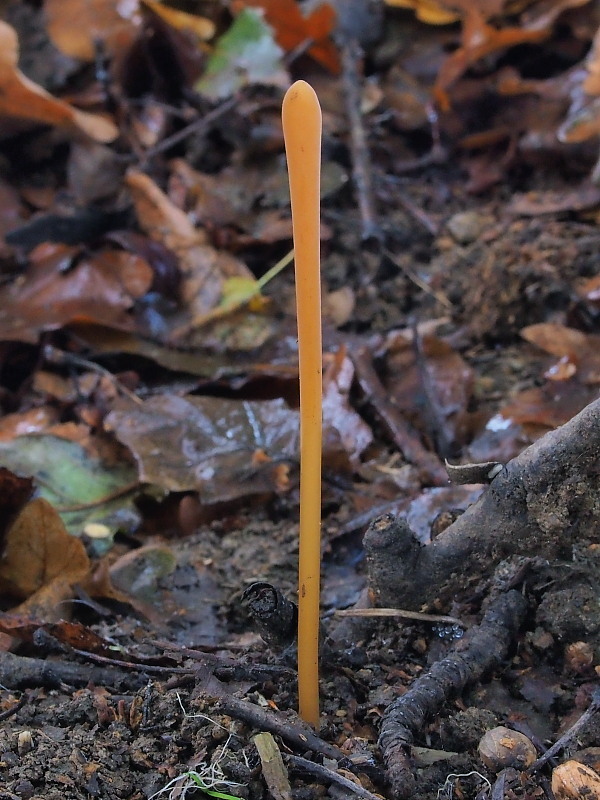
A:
[45,0,140,61]
[0,21,118,142]
[233,0,340,74]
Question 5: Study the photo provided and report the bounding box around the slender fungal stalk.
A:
[282,80,322,727]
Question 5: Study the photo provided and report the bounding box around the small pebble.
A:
[478,725,536,771]
[552,760,600,799]
[446,211,487,245]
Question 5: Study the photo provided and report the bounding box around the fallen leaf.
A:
[0,20,118,142]
[234,0,340,74]
[0,434,140,539]
[196,7,287,99]
[0,498,90,619]
[105,395,299,503]
[499,380,598,429]
[384,332,474,457]
[125,170,253,330]
[434,7,548,108]
[0,617,125,658]
[522,323,600,384]
[45,0,140,61]
[323,348,373,466]
[0,243,149,343]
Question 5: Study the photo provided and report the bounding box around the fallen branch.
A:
[364,397,600,610]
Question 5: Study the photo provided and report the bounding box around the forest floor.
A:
[0,1,599,799]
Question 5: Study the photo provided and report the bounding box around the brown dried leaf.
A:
[385,333,474,456]
[125,170,253,327]
[522,323,600,384]
[0,21,118,142]
[434,7,548,107]
[323,349,373,466]
[45,0,140,61]
[0,243,145,343]
[0,498,90,619]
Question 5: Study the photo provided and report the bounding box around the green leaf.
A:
[196,8,287,99]
[0,435,140,543]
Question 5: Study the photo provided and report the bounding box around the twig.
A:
[216,693,350,766]
[338,37,380,240]
[353,346,447,486]
[384,247,451,308]
[334,608,465,627]
[529,687,600,772]
[288,754,382,800]
[379,590,527,799]
[141,96,237,161]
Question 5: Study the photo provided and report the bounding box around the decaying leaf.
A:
[522,323,600,384]
[234,0,340,74]
[0,434,140,538]
[196,8,287,99]
[0,20,118,142]
[105,395,299,503]
[323,349,373,466]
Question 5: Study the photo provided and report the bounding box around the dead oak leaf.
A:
[522,323,600,384]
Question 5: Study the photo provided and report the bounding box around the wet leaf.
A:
[384,333,474,457]
[499,380,598,429]
[234,0,340,74]
[0,435,140,538]
[105,395,299,503]
[109,544,177,612]
[197,8,286,99]
[0,20,118,142]
[0,243,150,343]
[0,616,126,658]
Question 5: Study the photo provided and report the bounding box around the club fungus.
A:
[282,80,322,727]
